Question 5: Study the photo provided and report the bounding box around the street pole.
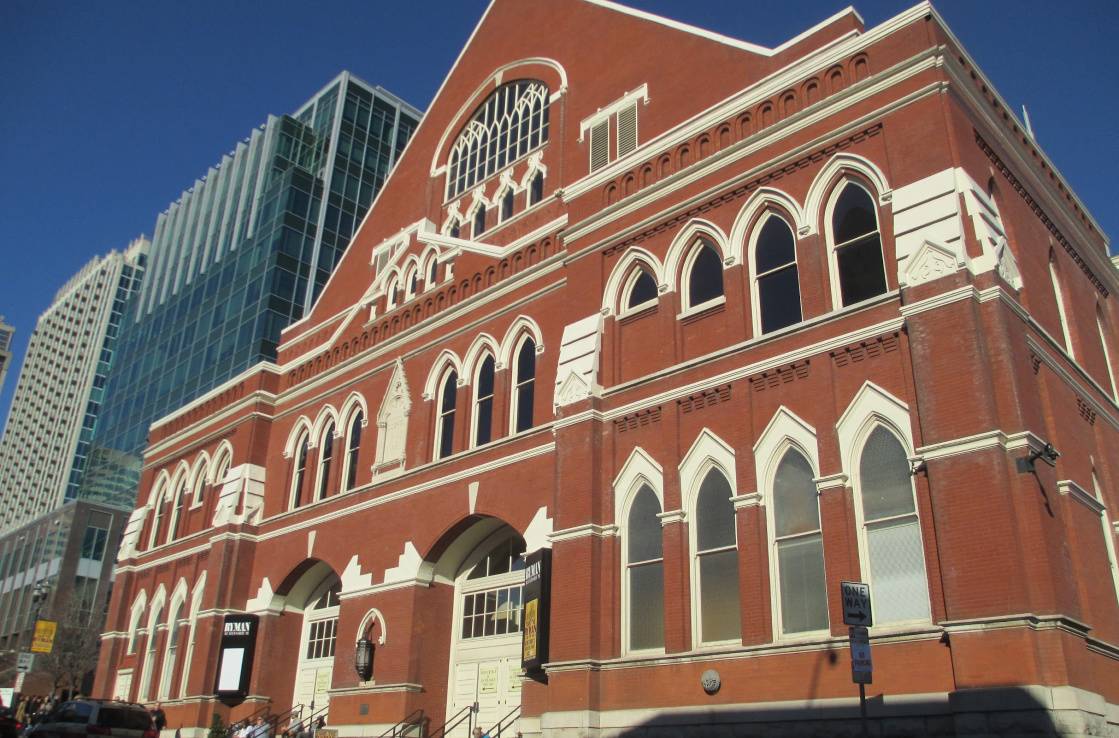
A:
[859,682,868,738]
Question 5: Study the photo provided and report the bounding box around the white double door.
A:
[449,638,522,736]
[292,611,338,718]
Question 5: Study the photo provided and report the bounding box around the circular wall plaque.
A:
[701,668,721,695]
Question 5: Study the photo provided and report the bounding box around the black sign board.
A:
[521,548,551,676]
[214,614,259,704]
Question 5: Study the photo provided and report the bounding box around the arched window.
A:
[473,356,496,446]
[168,478,187,543]
[291,434,310,508]
[771,449,828,635]
[693,469,741,644]
[158,603,182,699]
[501,189,515,222]
[625,268,658,311]
[857,426,930,624]
[436,371,458,460]
[427,258,439,286]
[1049,251,1075,357]
[529,171,544,206]
[190,466,207,507]
[212,452,231,492]
[754,215,802,334]
[1093,471,1119,606]
[407,269,419,299]
[387,277,400,309]
[831,183,887,306]
[686,239,724,309]
[626,485,664,651]
[1098,309,1117,401]
[512,338,536,433]
[473,205,487,237]
[344,412,363,491]
[317,423,335,500]
[448,219,461,239]
[148,486,167,549]
[447,80,550,199]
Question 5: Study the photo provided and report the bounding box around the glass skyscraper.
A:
[80,72,420,508]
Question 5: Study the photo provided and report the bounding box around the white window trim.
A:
[824,178,889,312]
[289,432,311,509]
[1092,473,1119,608]
[469,354,497,449]
[433,369,459,461]
[1050,255,1075,358]
[679,429,741,648]
[578,84,649,141]
[165,478,187,544]
[508,335,537,436]
[312,423,337,502]
[340,410,365,492]
[614,446,666,656]
[618,267,660,318]
[749,212,803,337]
[1097,313,1118,401]
[678,238,727,315]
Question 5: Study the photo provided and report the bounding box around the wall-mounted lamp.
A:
[1021,442,1060,472]
[354,638,374,681]
[909,458,927,476]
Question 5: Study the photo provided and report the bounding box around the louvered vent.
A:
[617,102,638,158]
[590,120,610,172]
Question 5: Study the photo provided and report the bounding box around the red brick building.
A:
[94,1,1119,735]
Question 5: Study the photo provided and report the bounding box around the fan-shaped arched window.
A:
[344,412,363,491]
[771,449,828,634]
[436,371,458,460]
[512,338,536,433]
[626,485,664,651]
[625,269,658,311]
[448,81,550,199]
[473,356,496,447]
[317,423,335,500]
[291,434,310,509]
[754,215,802,333]
[694,469,740,644]
[857,426,930,624]
[831,183,886,306]
[686,240,724,309]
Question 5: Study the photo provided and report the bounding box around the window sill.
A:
[618,302,658,323]
[678,296,726,323]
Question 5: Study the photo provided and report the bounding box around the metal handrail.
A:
[376,708,426,738]
[426,704,476,738]
[269,704,305,736]
[481,705,520,737]
[226,704,275,738]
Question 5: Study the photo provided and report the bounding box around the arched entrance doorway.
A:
[444,524,526,735]
[279,561,341,718]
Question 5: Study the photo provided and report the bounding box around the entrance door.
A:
[292,581,340,719]
[447,533,526,736]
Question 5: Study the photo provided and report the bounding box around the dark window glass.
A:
[427,259,438,285]
[293,436,309,507]
[345,412,362,490]
[438,371,457,459]
[449,221,461,239]
[756,216,802,334]
[530,171,544,205]
[473,207,486,237]
[474,356,495,446]
[627,270,658,309]
[514,339,536,432]
[687,241,724,307]
[832,184,886,306]
[501,189,514,221]
[627,485,664,650]
[317,423,334,499]
[409,272,418,296]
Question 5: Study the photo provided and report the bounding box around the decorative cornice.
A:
[1057,480,1105,515]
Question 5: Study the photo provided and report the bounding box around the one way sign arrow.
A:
[841,581,873,627]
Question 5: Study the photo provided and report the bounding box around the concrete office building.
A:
[0,239,148,532]
[96,2,1119,736]
[79,72,421,511]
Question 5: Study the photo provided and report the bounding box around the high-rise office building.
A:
[0,316,13,394]
[0,239,148,533]
[80,72,421,508]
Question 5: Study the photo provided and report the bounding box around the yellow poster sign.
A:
[522,599,538,661]
[31,620,57,654]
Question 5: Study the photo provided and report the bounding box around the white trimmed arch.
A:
[835,381,914,483]
[753,406,821,498]
[137,583,167,701]
[146,469,172,508]
[423,349,464,400]
[177,572,207,698]
[679,429,738,515]
[499,316,545,368]
[126,588,148,655]
[602,247,666,317]
[188,452,211,507]
[613,446,665,523]
[519,153,548,190]
[311,405,341,447]
[210,440,234,484]
[803,153,891,235]
[355,608,388,646]
[339,391,369,429]
[462,333,501,379]
[283,416,314,459]
[664,219,732,290]
[730,186,808,264]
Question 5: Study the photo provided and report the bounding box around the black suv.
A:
[0,706,25,738]
[24,700,155,738]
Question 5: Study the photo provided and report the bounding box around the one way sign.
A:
[841,581,873,626]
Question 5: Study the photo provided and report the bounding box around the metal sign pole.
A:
[859,682,869,738]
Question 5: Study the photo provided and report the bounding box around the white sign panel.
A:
[840,580,873,626]
[0,687,13,707]
[16,652,34,673]
[216,647,245,691]
[849,626,872,684]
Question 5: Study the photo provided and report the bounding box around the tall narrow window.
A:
[513,339,536,433]
[473,356,495,446]
[589,120,610,172]
[408,270,418,298]
[832,183,887,306]
[755,215,802,334]
[694,469,741,643]
[686,240,724,308]
[473,206,487,237]
[627,486,664,651]
[857,427,930,624]
[436,371,458,460]
[625,269,658,311]
[1098,311,1117,400]
[529,171,544,206]
[772,449,828,634]
[168,481,186,542]
[292,435,310,508]
[148,489,165,549]
[617,102,638,158]
[317,423,335,500]
[449,220,461,239]
[427,258,439,287]
[1049,252,1075,357]
[344,412,363,490]
[1094,471,1119,606]
[159,609,180,700]
[501,189,515,222]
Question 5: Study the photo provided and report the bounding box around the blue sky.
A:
[1,0,1115,428]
